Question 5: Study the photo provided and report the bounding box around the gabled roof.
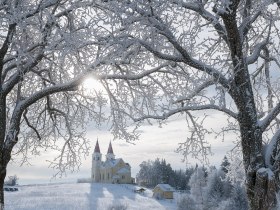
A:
[154,184,175,192]
[94,140,100,153]
[102,158,123,168]
[107,141,114,154]
[117,167,130,174]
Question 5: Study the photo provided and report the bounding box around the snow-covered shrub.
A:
[5,175,18,186]
[107,203,128,210]
[177,195,196,210]
[223,184,248,210]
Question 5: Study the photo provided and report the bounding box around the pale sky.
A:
[7,112,236,185]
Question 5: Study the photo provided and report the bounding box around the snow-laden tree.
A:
[92,0,280,209]
[0,0,152,208]
[227,155,246,185]
[177,195,197,210]
[220,156,230,174]
[204,169,232,210]
[223,184,249,210]
[0,1,102,207]
[189,166,207,208]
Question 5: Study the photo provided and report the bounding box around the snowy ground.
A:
[5,183,179,210]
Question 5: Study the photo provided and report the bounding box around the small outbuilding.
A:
[153,184,175,199]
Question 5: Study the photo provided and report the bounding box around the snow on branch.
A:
[137,40,184,62]
[138,26,230,91]
[176,112,212,163]
[259,102,280,132]
[133,104,238,122]
[177,0,228,43]
[99,62,170,81]
[246,40,271,65]
[264,129,280,168]
[173,80,215,103]
[239,10,262,38]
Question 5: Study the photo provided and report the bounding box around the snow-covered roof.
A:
[101,158,120,168]
[117,168,130,174]
[154,184,175,192]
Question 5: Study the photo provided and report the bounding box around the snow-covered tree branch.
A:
[92,1,280,209]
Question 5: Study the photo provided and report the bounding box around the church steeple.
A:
[107,141,114,154]
[106,141,115,161]
[92,139,102,182]
[94,140,101,153]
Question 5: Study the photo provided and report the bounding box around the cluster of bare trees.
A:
[1,0,280,209]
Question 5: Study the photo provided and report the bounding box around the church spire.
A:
[107,141,114,154]
[106,141,115,161]
[94,139,101,153]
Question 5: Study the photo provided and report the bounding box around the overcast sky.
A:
[7,111,236,185]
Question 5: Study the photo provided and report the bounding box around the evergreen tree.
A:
[224,184,249,210]
[220,156,230,174]
[189,167,207,208]
[204,169,225,210]
[185,167,195,191]
[177,195,197,210]
[137,160,153,187]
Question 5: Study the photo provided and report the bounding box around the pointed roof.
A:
[107,141,114,154]
[94,140,100,153]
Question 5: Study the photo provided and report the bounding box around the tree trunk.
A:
[237,113,278,209]
[0,95,6,210]
[246,167,277,210]
[0,167,6,210]
[233,66,278,209]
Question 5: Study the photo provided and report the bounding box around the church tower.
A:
[106,141,115,161]
[92,140,102,182]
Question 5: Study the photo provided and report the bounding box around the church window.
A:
[102,174,105,180]
[122,175,125,179]
[107,173,109,180]
[97,157,100,160]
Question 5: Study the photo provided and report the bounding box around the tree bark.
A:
[0,166,6,210]
[236,76,278,209]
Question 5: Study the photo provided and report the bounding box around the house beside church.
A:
[91,140,134,184]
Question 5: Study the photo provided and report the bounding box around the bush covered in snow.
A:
[177,195,196,210]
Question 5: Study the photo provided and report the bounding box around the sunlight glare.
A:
[82,78,104,93]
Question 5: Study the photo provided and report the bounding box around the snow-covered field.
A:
[5,183,179,210]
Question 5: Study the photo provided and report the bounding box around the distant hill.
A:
[4,183,177,210]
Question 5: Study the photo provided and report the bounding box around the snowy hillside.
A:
[5,183,178,210]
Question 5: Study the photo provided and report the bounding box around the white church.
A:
[91,140,135,184]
